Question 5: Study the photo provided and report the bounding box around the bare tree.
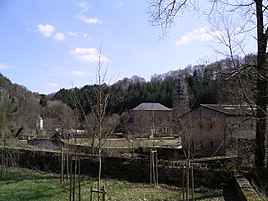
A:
[0,88,16,176]
[180,114,196,201]
[87,49,119,200]
[148,0,268,168]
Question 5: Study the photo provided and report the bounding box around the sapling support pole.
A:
[182,165,185,201]
[73,155,76,201]
[78,157,81,201]
[69,156,73,201]
[0,148,7,178]
[90,186,106,201]
[182,162,194,201]
[60,147,68,183]
[68,154,82,201]
[61,147,64,183]
[191,163,194,201]
[149,149,158,186]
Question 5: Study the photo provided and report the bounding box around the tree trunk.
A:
[255,0,268,169]
[98,143,102,201]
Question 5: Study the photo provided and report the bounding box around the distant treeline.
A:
[53,54,257,116]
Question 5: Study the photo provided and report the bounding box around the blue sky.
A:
[0,0,256,94]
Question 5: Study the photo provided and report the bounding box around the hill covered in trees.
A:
[0,74,75,138]
[0,73,41,138]
[0,54,257,136]
[53,54,257,117]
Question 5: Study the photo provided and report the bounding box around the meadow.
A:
[0,167,227,201]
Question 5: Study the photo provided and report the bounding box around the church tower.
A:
[172,76,190,136]
[173,76,189,113]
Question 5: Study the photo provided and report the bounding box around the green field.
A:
[0,167,226,201]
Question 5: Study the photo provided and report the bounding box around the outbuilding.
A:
[180,104,255,157]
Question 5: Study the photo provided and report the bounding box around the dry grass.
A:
[66,138,181,148]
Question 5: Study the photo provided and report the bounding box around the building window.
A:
[167,116,170,121]
[210,141,214,147]
[191,141,195,150]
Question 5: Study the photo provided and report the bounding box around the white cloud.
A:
[72,70,87,77]
[82,33,92,40]
[78,16,102,24]
[75,1,90,13]
[54,32,65,41]
[75,2,101,24]
[70,47,110,63]
[67,32,92,40]
[175,27,218,46]
[0,62,13,70]
[45,82,59,88]
[68,31,79,36]
[37,24,55,38]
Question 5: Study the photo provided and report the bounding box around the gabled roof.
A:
[200,104,254,116]
[133,103,171,111]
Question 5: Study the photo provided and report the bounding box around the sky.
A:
[0,0,257,94]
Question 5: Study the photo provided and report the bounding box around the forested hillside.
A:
[0,74,75,137]
[0,54,257,136]
[0,73,41,137]
[53,54,256,116]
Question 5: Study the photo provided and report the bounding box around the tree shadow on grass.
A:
[177,184,240,201]
[0,187,62,201]
[220,182,240,201]
[0,169,60,193]
[0,176,68,201]
[0,168,58,182]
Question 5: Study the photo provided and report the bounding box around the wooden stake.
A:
[191,163,194,201]
[182,165,185,201]
[69,157,73,201]
[61,147,64,183]
[78,157,81,201]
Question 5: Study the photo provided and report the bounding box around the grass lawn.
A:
[0,167,226,201]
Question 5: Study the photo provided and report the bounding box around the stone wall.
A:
[234,174,263,201]
[2,148,230,188]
